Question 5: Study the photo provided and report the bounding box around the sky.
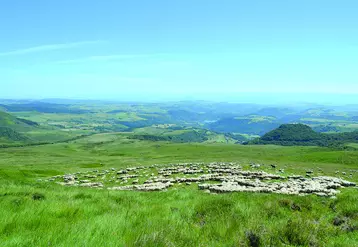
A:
[1,0,358,103]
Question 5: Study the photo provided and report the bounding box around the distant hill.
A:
[256,124,321,144]
[130,127,244,144]
[167,109,209,122]
[0,127,30,142]
[0,111,39,132]
[0,102,90,114]
[253,107,294,119]
[248,124,358,147]
[131,129,210,143]
[0,111,42,144]
[207,116,280,135]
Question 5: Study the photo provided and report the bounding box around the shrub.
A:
[73,193,92,200]
[32,193,45,201]
[245,230,261,247]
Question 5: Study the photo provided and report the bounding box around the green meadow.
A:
[1,133,357,246]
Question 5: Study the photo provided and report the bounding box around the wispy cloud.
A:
[0,40,105,56]
[54,53,170,64]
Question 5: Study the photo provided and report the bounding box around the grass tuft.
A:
[245,230,261,247]
[32,193,45,201]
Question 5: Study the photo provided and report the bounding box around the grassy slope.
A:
[208,116,280,136]
[0,112,35,144]
[132,127,239,144]
[250,124,358,147]
[0,111,36,132]
[0,111,92,145]
[0,127,29,144]
[0,134,357,246]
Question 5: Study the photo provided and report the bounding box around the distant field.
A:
[235,115,276,123]
[346,143,358,149]
[115,112,146,121]
[2,133,358,177]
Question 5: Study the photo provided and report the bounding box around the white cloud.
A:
[0,40,105,56]
[54,53,170,64]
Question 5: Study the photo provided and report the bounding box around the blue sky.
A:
[1,1,358,103]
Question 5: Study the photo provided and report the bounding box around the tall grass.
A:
[1,182,357,246]
[0,136,357,246]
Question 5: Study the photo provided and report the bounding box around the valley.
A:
[0,100,358,246]
[1,100,358,246]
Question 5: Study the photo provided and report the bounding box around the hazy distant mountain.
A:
[0,102,90,114]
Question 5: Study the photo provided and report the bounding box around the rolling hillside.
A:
[0,127,30,143]
[0,111,38,132]
[207,115,280,135]
[0,110,79,145]
[130,126,244,144]
[0,111,38,144]
[248,123,358,147]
